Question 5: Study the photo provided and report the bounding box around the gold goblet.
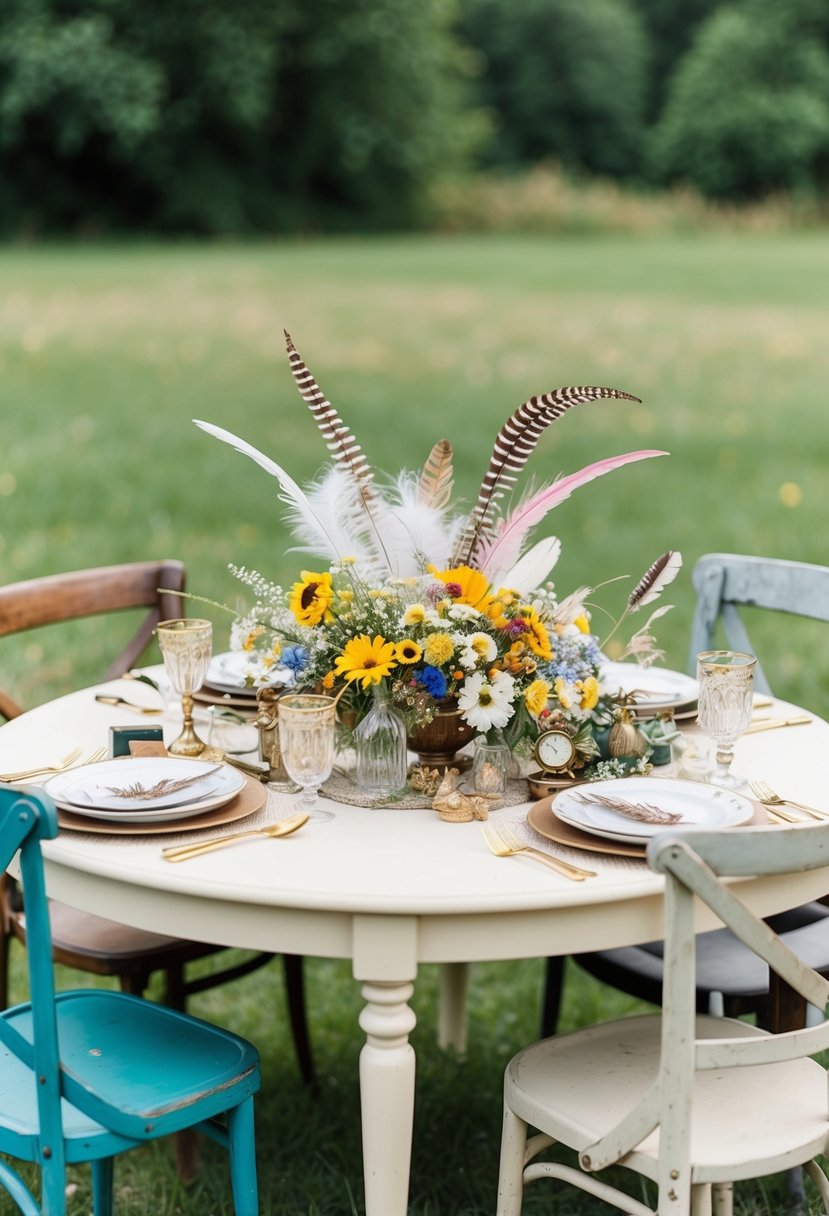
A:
[156,618,213,756]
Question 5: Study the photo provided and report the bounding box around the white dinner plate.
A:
[553,777,754,845]
[600,661,699,712]
[205,651,291,696]
[44,757,245,823]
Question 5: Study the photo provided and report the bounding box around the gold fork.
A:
[748,779,828,822]
[0,747,84,783]
[481,822,596,881]
[162,813,309,862]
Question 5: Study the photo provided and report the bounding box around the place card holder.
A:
[109,725,164,758]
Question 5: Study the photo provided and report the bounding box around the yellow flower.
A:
[554,676,572,710]
[573,614,590,634]
[338,588,354,604]
[289,571,334,627]
[242,626,264,652]
[322,671,335,689]
[577,675,600,711]
[394,639,423,665]
[429,564,496,614]
[423,632,455,666]
[524,679,550,716]
[402,604,427,627]
[333,634,397,689]
[519,606,553,662]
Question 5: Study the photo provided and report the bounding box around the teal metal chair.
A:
[0,784,260,1216]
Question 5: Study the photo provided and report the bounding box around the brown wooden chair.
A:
[0,561,314,1090]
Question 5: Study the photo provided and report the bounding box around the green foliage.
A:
[629,0,722,116]
[0,0,478,234]
[458,0,649,178]
[651,3,829,199]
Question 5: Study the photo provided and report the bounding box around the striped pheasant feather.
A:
[284,330,376,500]
[417,439,454,510]
[452,384,641,568]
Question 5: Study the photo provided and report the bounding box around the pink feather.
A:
[478,450,668,586]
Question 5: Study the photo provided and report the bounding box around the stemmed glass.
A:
[156,618,213,756]
[277,693,337,822]
[696,649,757,790]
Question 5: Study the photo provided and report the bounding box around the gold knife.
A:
[744,715,812,734]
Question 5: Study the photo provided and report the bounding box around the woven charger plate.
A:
[528,790,771,858]
[56,772,266,836]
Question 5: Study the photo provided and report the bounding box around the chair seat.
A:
[16,900,218,966]
[506,1014,829,1185]
[2,989,260,1141]
[573,900,829,1016]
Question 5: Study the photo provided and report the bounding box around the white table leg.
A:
[359,979,417,1216]
[438,961,469,1053]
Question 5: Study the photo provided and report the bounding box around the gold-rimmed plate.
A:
[56,773,266,835]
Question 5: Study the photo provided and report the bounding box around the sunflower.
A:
[518,605,553,662]
[289,570,334,627]
[333,634,397,689]
[429,564,496,615]
[394,639,423,665]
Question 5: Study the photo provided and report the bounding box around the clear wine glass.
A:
[277,693,337,822]
[156,618,213,756]
[696,649,756,790]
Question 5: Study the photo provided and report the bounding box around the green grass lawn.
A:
[1,233,828,1213]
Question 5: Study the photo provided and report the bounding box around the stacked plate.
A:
[600,661,699,721]
[44,757,246,826]
[528,776,756,856]
[194,652,290,713]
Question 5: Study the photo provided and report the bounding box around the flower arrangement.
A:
[197,333,681,771]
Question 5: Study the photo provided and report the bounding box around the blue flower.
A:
[280,645,309,674]
[418,665,447,699]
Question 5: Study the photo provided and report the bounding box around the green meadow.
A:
[1,233,827,1213]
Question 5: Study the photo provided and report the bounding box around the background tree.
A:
[650,2,829,199]
[458,0,649,179]
[0,0,478,234]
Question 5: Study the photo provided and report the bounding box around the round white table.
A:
[2,679,828,1216]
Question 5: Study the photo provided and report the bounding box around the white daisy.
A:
[458,670,516,732]
[459,631,498,670]
[447,603,481,623]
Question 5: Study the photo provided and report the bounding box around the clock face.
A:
[534,729,576,773]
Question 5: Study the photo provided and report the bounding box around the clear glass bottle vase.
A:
[355,684,408,800]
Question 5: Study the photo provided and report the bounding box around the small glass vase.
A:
[355,684,408,800]
[471,734,511,800]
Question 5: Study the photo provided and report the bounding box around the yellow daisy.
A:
[289,570,334,627]
[402,604,427,627]
[577,675,600,711]
[333,634,397,689]
[573,613,591,634]
[394,639,423,665]
[524,679,550,717]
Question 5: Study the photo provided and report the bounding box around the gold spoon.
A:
[95,695,163,715]
[162,813,309,862]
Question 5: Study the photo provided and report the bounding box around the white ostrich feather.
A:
[379,472,466,575]
[498,537,562,595]
[287,468,388,577]
[194,420,344,561]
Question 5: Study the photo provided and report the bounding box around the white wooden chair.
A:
[498,821,829,1216]
[541,552,829,1037]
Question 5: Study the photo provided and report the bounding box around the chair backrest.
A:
[582,821,829,1206]
[688,553,829,694]
[0,559,185,720]
[0,787,66,1180]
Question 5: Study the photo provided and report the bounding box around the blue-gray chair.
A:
[0,784,260,1216]
[542,553,829,1036]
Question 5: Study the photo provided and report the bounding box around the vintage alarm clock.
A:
[527,727,578,799]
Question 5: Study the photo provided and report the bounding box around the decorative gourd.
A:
[609,708,648,758]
